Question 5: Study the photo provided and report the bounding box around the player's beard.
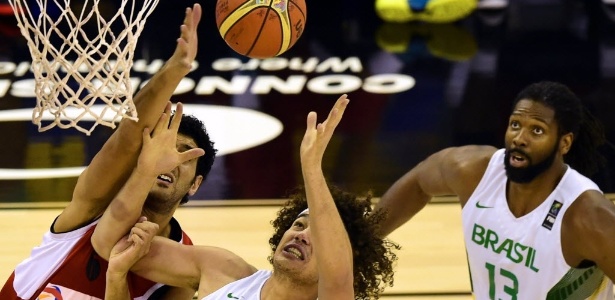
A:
[144,190,182,215]
[504,142,558,183]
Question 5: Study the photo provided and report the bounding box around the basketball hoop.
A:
[8,0,159,135]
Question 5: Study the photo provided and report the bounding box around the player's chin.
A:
[147,188,171,201]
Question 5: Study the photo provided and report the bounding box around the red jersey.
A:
[0,217,193,300]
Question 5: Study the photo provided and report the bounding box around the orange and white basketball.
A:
[215,0,307,58]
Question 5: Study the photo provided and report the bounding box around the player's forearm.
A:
[92,62,189,164]
[94,166,157,259]
[108,167,156,220]
[119,2,199,139]
[105,272,131,300]
[302,167,354,289]
[119,61,190,135]
[127,238,204,290]
[374,170,431,237]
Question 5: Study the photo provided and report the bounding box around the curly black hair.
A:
[268,185,400,299]
[176,113,217,204]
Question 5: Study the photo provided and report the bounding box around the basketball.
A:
[215,0,307,59]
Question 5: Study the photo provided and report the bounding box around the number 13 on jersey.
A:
[485,262,519,300]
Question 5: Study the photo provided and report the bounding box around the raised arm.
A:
[374,145,497,237]
[55,4,202,233]
[300,95,354,300]
[91,102,204,259]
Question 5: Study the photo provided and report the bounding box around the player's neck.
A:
[141,208,175,239]
[263,272,317,300]
[506,163,568,217]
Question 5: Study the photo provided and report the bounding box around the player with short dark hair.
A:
[0,4,214,300]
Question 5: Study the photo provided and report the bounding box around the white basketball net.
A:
[8,0,159,135]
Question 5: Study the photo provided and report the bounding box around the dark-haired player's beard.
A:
[144,190,182,215]
[504,142,558,183]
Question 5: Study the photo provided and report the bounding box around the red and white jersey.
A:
[0,217,193,300]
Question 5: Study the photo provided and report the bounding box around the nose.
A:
[294,231,310,245]
[512,129,528,148]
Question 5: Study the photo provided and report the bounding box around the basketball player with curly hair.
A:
[268,186,399,299]
[95,95,399,300]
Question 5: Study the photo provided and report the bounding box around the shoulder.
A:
[562,190,615,265]
[564,190,613,231]
[434,145,497,202]
[439,145,497,168]
[421,145,497,173]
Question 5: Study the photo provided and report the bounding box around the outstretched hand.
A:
[108,217,159,275]
[300,94,349,170]
[170,3,202,71]
[137,102,205,176]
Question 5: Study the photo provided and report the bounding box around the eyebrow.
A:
[510,112,549,125]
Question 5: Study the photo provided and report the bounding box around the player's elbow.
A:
[109,199,138,221]
[91,232,113,260]
[114,122,144,152]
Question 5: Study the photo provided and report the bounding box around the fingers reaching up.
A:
[300,94,350,168]
[173,3,202,70]
[138,102,205,176]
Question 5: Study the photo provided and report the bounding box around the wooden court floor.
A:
[0,198,474,299]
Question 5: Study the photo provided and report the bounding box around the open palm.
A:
[138,102,204,176]
[300,94,349,168]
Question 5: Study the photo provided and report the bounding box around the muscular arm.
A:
[562,191,615,280]
[104,234,256,297]
[374,145,496,237]
[300,95,354,299]
[129,238,256,294]
[55,4,202,233]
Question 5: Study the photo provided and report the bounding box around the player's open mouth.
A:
[509,153,528,168]
[283,245,305,260]
[157,174,174,183]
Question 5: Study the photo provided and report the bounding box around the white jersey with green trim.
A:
[462,149,613,300]
[201,270,271,300]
